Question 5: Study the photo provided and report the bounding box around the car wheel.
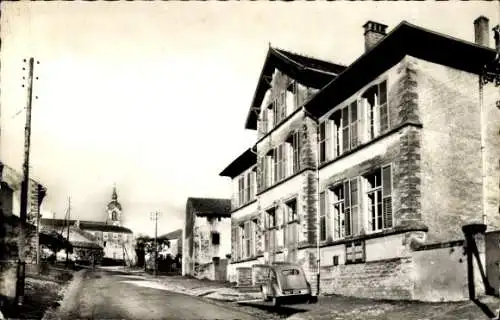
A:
[307,295,318,304]
[272,296,281,307]
[261,286,271,302]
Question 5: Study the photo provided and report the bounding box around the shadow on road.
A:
[237,301,308,317]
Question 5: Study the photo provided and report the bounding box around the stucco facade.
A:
[221,19,500,301]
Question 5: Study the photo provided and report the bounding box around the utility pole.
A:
[66,197,71,267]
[15,57,36,307]
[149,211,161,277]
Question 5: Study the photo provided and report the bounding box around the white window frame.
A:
[331,184,345,240]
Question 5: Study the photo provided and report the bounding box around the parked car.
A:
[256,262,318,306]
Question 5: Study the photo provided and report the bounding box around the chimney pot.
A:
[363,21,388,52]
[474,16,490,47]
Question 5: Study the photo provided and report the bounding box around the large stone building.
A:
[182,197,231,281]
[41,186,135,265]
[220,17,500,301]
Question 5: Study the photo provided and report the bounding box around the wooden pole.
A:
[66,197,71,267]
[16,57,35,306]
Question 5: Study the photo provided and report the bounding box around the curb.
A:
[41,269,88,320]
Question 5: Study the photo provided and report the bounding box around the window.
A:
[285,199,298,222]
[286,81,298,111]
[289,131,301,174]
[319,191,327,241]
[365,165,393,232]
[331,111,342,158]
[211,232,220,245]
[331,185,345,239]
[333,255,339,266]
[238,176,245,206]
[362,81,389,140]
[319,121,327,163]
[273,144,286,183]
[244,170,255,204]
[239,224,245,258]
[261,108,268,135]
[346,241,365,264]
[244,222,251,257]
[266,208,276,229]
[341,101,359,153]
[343,178,359,237]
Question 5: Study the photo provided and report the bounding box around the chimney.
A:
[474,16,490,47]
[363,21,388,51]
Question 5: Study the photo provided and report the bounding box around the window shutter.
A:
[342,107,350,152]
[325,190,331,240]
[379,81,389,133]
[350,101,359,149]
[325,120,332,161]
[359,98,368,143]
[344,180,351,236]
[231,226,237,261]
[382,165,393,229]
[373,94,381,138]
[350,178,359,235]
[319,191,327,241]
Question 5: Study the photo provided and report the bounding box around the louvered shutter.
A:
[350,178,359,235]
[344,180,351,236]
[342,107,350,152]
[382,165,393,229]
[359,98,368,143]
[231,225,237,261]
[350,101,359,149]
[379,81,389,133]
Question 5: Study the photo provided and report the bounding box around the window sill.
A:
[318,121,423,170]
[297,224,428,249]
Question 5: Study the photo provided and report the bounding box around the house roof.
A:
[219,147,257,178]
[244,46,346,130]
[40,218,133,234]
[158,229,182,240]
[305,20,497,118]
[186,197,231,218]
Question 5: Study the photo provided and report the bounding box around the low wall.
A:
[320,257,414,300]
[195,262,214,281]
[412,240,485,302]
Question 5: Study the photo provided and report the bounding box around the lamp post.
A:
[149,211,161,277]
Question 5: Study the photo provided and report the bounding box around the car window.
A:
[281,269,300,276]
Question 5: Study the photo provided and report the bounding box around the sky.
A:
[1,1,499,237]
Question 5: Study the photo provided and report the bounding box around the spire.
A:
[112,183,118,201]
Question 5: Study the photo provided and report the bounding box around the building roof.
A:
[186,197,231,218]
[244,46,346,130]
[0,162,45,192]
[305,20,497,118]
[219,147,257,178]
[40,218,133,234]
[158,229,182,240]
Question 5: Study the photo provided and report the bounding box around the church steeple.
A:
[112,183,118,201]
[106,183,122,226]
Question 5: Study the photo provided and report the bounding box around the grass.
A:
[2,277,64,320]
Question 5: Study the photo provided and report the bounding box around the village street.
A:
[50,269,272,320]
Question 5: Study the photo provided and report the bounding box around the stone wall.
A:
[320,257,414,300]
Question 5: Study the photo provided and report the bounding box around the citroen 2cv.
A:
[255,262,318,306]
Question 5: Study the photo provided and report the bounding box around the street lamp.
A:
[149,211,162,277]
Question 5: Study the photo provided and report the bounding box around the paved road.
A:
[60,270,259,320]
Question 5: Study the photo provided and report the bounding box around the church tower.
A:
[106,184,122,226]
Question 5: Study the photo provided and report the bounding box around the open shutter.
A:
[382,165,393,229]
[325,120,332,161]
[379,81,389,133]
[350,178,359,235]
[342,107,350,153]
[344,180,351,236]
[231,225,237,261]
[350,101,359,149]
[359,98,368,144]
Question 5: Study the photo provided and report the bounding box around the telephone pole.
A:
[149,211,161,277]
[65,197,71,267]
[15,57,36,306]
